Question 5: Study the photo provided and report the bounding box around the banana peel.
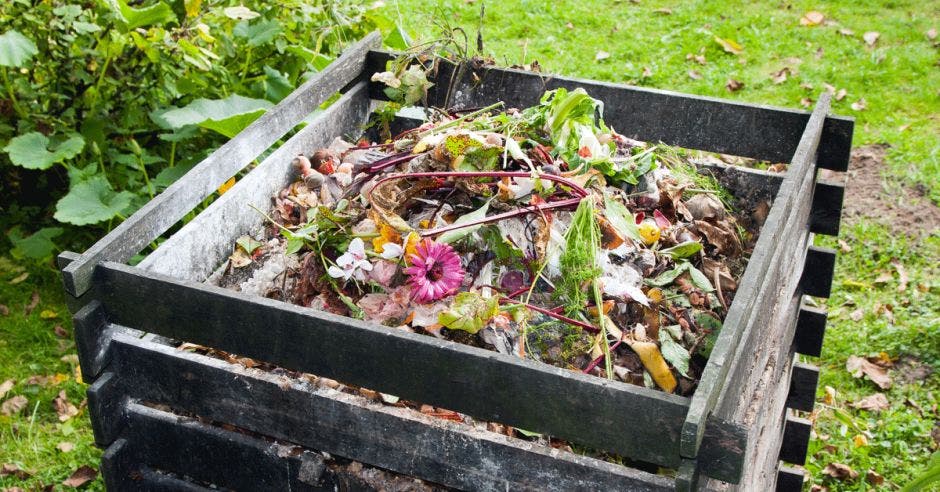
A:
[626,336,677,394]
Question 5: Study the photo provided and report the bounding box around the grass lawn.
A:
[2,1,938,490]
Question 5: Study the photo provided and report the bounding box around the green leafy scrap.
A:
[3,133,85,170]
[659,327,690,377]
[103,0,176,30]
[7,227,63,260]
[158,94,272,138]
[438,292,500,334]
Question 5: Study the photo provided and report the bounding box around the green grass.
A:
[1,1,937,490]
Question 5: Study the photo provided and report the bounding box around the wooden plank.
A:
[779,416,812,465]
[88,265,689,469]
[61,32,381,297]
[786,362,820,412]
[101,439,216,492]
[800,246,837,298]
[366,51,854,171]
[810,180,844,236]
[102,333,674,491]
[87,371,123,447]
[775,465,806,492]
[697,417,749,483]
[138,81,372,281]
[72,301,110,383]
[794,305,828,357]
[681,92,832,461]
[122,402,327,491]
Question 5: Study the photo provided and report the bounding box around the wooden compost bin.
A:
[58,32,853,492]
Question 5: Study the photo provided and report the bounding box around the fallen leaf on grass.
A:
[24,291,39,315]
[800,97,813,108]
[863,31,880,46]
[849,308,864,321]
[62,465,98,488]
[1,395,28,415]
[688,70,702,80]
[565,21,573,29]
[838,239,852,252]
[9,272,29,284]
[892,260,908,292]
[866,469,884,486]
[654,8,672,15]
[725,79,743,92]
[873,271,893,285]
[928,28,937,41]
[40,309,58,319]
[851,98,867,111]
[823,385,837,405]
[853,393,889,412]
[853,433,869,447]
[54,390,79,422]
[799,11,825,26]
[686,53,706,65]
[823,462,859,480]
[0,304,8,316]
[714,36,743,55]
[839,28,855,36]
[57,441,76,453]
[641,66,653,78]
[54,325,69,338]
[595,50,610,62]
[834,88,847,101]
[846,355,892,389]
[1,463,32,479]
[771,68,791,84]
[0,380,13,399]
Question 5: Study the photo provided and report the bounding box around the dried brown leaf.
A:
[927,28,938,41]
[849,308,864,322]
[62,465,98,488]
[823,385,837,405]
[863,31,880,46]
[846,355,892,389]
[24,291,39,315]
[595,50,610,62]
[54,325,69,338]
[853,393,889,412]
[57,441,76,453]
[873,271,893,285]
[800,97,814,108]
[654,7,672,15]
[686,53,706,65]
[725,79,744,92]
[800,11,825,26]
[0,380,13,399]
[641,66,653,78]
[823,462,859,480]
[866,470,885,486]
[565,21,574,29]
[1,395,28,415]
[838,239,852,252]
[53,390,79,422]
[892,260,908,292]
[839,28,855,36]
[687,69,702,80]
[853,433,869,447]
[1,463,32,480]
[0,304,8,316]
[714,36,743,55]
[851,98,867,111]
[835,88,847,101]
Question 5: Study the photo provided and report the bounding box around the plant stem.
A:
[1,67,27,118]
[414,101,504,139]
[498,297,598,333]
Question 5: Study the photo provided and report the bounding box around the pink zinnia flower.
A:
[403,239,464,304]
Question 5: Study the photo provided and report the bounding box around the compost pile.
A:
[222,87,756,397]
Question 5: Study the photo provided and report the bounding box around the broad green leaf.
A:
[647,265,687,287]
[384,24,412,50]
[223,5,259,20]
[3,132,85,170]
[154,162,196,189]
[687,264,714,291]
[233,19,281,47]
[0,30,38,67]
[8,227,63,260]
[660,240,703,259]
[104,0,176,30]
[159,94,272,138]
[437,199,491,244]
[603,195,642,243]
[54,176,134,225]
[659,328,690,377]
[438,292,499,334]
[235,235,263,254]
[262,65,292,102]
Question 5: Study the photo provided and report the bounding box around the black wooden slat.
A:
[785,363,820,412]
[794,305,828,357]
[61,32,382,297]
[800,246,837,298]
[682,92,832,462]
[103,334,674,491]
[697,417,749,483]
[779,416,812,465]
[72,301,110,383]
[775,465,806,492]
[810,180,845,236]
[366,51,853,171]
[89,266,689,468]
[123,403,327,491]
[101,439,216,492]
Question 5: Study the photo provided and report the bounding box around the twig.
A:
[713,267,727,311]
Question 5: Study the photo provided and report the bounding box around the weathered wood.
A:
[87,371,123,447]
[366,51,854,171]
[786,362,820,412]
[697,417,749,483]
[102,333,674,492]
[89,265,689,469]
[779,416,812,465]
[72,301,110,383]
[775,465,806,492]
[682,92,832,462]
[61,32,382,297]
[675,459,699,492]
[794,305,828,357]
[810,180,844,236]
[101,439,215,492]
[122,402,327,491]
[800,246,837,298]
[138,82,372,281]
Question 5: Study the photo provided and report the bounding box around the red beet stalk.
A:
[582,338,624,374]
[498,297,599,333]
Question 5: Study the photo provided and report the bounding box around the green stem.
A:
[138,157,154,199]
[89,54,113,114]
[1,67,27,118]
[415,101,504,139]
[169,141,177,168]
[240,47,253,83]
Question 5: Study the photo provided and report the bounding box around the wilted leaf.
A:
[9,272,28,284]
[438,292,499,334]
[54,176,134,226]
[57,441,76,453]
[641,66,653,78]
[849,308,864,321]
[659,329,690,377]
[595,50,610,61]
[853,433,869,447]
[822,462,859,481]
[725,79,743,92]
[438,200,491,244]
[863,31,880,46]
[866,469,884,486]
[0,380,13,399]
[688,69,702,80]
[799,11,825,26]
[4,132,85,170]
[0,30,39,67]
[104,0,176,30]
[54,390,79,422]
[823,385,836,405]
[159,94,272,138]
[927,28,938,41]
[654,8,672,15]
[851,98,867,111]
[54,325,69,338]
[62,465,98,488]
[853,392,889,412]
[839,28,855,36]
[660,241,702,259]
[834,88,847,101]
[892,260,908,292]
[846,355,892,389]
[800,97,813,108]
[714,36,743,55]
[1,463,32,479]
[228,248,252,268]
[223,5,260,20]
[1,395,28,415]
[0,304,7,316]
[686,53,706,65]
[40,309,58,320]
[217,176,236,195]
[25,291,39,315]
[771,67,790,84]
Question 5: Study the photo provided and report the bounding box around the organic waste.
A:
[220,81,759,397]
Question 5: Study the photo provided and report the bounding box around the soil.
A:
[823,144,940,235]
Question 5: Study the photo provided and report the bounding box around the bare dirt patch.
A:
[823,144,940,235]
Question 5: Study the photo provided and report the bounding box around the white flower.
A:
[327,238,373,281]
[379,241,404,260]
